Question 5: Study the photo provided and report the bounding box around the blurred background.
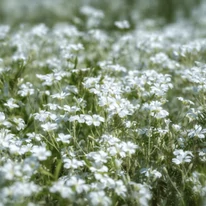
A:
[0,0,205,28]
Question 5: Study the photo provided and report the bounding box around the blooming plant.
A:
[0,0,206,206]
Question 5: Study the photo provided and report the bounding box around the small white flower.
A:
[26,132,41,141]
[84,115,93,125]
[50,180,74,199]
[88,190,111,206]
[129,182,152,206]
[69,115,80,122]
[41,122,58,132]
[0,25,10,39]
[86,150,108,164]
[0,112,5,123]
[57,133,72,144]
[66,43,84,52]
[90,163,108,173]
[63,105,80,113]
[114,20,130,29]
[0,161,22,180]
[18,82,34,97]
[44,103,61,110]
[99,134,120,145]
[31,146,51,161]
[2,181,40,198]
[94,173,115,188]
[120,141,138,155]
[84,114,104,126]
[177,97,195,106]
[51,92,70,100]
[4,98,19,109]
[188,125,206,139]
[113,180,127,197]
[199,150,206,162]
[80,6,104,19]
[66,176,89,193]
[172,149,193,165]
[153,109,169,119]
[143,168,162,179]
[12,117,26,131]
[63,158,85,169]
[92,114,105,126]
[186,108,200,122]
[31,24,48,37]
[172,124,181,132]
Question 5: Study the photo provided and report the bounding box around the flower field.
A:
[0,1,206,205]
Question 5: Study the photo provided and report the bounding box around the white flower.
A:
[80,6,104,19]
[0,161,22,180]
[51,92,70,100]
[99,95,135,118]
[114,20,130,29]
[31,24,48,37]
[63,105,80,113]
[0,25,10,39]
[31,146,51,161]
[18,82,34,97]
[4,98,19,109]
[83,77,101,89]
[86,150,108,164]
[26,132,41,141]
[92,114,105,126]
[66,176,89,193]
[69,115,80,123]
[138,184,152,206]
[142,168,162,179]
[34,110,57,122]
[0,129,15,148]
[113,180,127,197]
[44,103,61,110]
[70,114,104,126]
[2,181,40,198]
[120,141,138,155]
[106,140,138,158]
[177,97,195,106]
[36,73,57,86]
[78,114,86,123]
[66,43,84,52]
[130,182,152,206]
[94,173,115,188]
[0,112,5,123]
[50,180,74,199]
[198,150,206,162]
[99,134,120,145]
[188,125,206,139]
[36,72,69,86]
[12,117,25,131]
[41,122,58,132]
[57,133,72,144]
[143,101,169,119]
[153,109,169,119]
[172,149,193,165]
[82,115,92,125]
[88,191,111,206]
[172,124,181,132]
[63,158,85,169]
[186,108,200,122]
[90,163,108,173]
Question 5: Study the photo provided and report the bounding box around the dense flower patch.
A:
[0,1,206,206]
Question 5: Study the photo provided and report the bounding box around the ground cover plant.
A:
[0,0,206,205]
